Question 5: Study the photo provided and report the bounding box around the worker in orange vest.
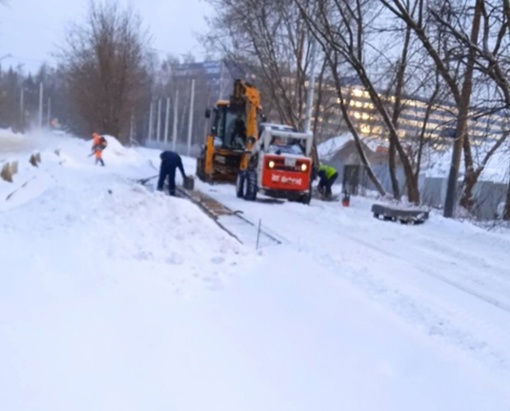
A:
[91,132,107,166]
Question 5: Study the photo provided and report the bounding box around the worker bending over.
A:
[317,164,338,200]
[157,150,187,196]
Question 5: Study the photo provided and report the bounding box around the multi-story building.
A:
[315,83,509,149]
[172,60,509,150]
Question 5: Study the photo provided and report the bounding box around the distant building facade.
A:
[172,60,509,148]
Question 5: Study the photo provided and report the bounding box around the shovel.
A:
[137,174,159,185]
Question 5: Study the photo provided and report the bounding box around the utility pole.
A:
[47,97,51,127]
[304,37,321,169]
[148,102,154,141]
[130,113,135,144]
[172,90,179,151]
[164,97,170,145]
[156,98,162,143]
[218,60,224,101]
[187,79,195,156]
[19,88,24,132]
[204,90,211,143]
[38,82,44,129]
[304,38,317,134]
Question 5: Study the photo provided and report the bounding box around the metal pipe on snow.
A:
[256,219,262,250]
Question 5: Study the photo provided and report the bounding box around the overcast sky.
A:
[0,0,214,73]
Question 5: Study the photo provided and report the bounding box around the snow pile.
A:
[0,130,247,277]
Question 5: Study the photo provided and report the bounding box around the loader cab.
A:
[210,103,247,149]
[257,123,310,156]
[268,137,306,156]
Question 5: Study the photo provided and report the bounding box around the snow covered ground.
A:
[1,130,510,410]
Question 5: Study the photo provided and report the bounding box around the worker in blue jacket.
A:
[157,150,187,196]
[317,164,338,200]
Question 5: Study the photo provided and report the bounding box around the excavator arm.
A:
[229,80,263,170]
[230,80,261,145]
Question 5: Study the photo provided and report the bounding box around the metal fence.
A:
[329,159,508,220]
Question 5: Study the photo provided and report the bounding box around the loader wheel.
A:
[300,182,312,205]
[196,157,206,182]
[244,170,257,201]
[300,191,312,205]
[236,172,246,198]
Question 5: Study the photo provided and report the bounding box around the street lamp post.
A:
[20,88,24,132]
[39,82,44,129]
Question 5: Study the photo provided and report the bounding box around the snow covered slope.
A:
[1,131,509,410]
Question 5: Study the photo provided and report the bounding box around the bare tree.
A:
[290,0,392,196]
[203,0,334,133]
[57,1,152,143]
[380,0,499,217]
[437,0,510,219]
[295,0,433,201]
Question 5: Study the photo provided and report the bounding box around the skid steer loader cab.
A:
[236,123,315,204]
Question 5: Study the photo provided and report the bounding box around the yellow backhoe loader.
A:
[196,79,265,183]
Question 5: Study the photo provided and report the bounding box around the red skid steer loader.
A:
[236,123,315,204]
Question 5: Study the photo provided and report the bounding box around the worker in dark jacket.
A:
[230,114,246,147]
[317,164,338,200]
[157,150,186,196]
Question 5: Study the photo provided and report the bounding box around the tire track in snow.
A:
[343,231,510,314]
[217,198,510,379]
[199,187,510,378]
[297,240,510,380]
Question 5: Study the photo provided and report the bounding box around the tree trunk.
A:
[328,59,387,196]
[388,140,400,199]
[444,0,483,217]
[388,24,412,201]
[504,177,510,220]
[460,169,478,211]
[357,67,419,203]
[460,123,476,210]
